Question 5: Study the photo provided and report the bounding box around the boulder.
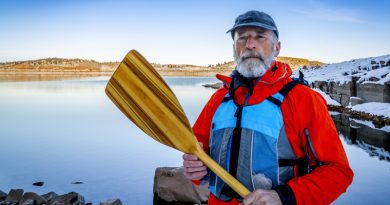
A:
[153,167,209,204]
[32,182,44,187]
[20,192,47,205]
[4,189,24,204]
[0,190,7,202]
[20,199,35,205]
[202,82,223,89]
[41,192,58,203]
[350,97,363,106]
[99,198,122,205]
[49,192,85,205]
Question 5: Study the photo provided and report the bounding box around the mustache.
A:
[240,51,265,61]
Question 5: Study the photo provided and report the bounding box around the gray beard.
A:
[234,50,275,78]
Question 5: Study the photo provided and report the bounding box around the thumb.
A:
[199,142,204,149]
[241,192,256,205]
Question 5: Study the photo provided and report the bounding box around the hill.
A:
[0,56,323,75]
[0,58,118,72]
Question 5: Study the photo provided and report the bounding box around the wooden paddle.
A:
[105,50,250,198]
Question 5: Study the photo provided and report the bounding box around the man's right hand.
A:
[183,143,208,181]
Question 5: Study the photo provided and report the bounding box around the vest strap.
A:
[266,96,282,106]
[278,159,298,167]
[279,80,300,96]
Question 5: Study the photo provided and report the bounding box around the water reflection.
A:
[331,114,390,162]
[0,72,111,82]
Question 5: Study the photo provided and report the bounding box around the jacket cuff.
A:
[191,179,202,185]
[274,184,296,205]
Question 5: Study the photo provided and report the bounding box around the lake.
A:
[0,76,389,204]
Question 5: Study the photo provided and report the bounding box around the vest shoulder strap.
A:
[267,71,309,106]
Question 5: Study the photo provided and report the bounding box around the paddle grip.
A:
[195,148,251,198]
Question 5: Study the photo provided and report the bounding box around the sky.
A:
[0,0,389,66]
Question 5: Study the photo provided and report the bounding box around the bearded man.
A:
[182,10,353,205]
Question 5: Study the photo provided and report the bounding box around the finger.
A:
[199,142,203,148]
[185,165,207,173]
[183,160,204,168]
[241,191,256,205]
[182,154,198,161]
[184,170,208,180]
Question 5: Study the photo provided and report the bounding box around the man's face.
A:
[233,26,280,78]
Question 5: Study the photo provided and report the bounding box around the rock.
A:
[371,60,377,64]
[4,189,24,204]
[49,192,85,205]
[368,77,380,81]
[0,190,7,202]
[42,192,58,203]
[202,82,223,89]
[153,167,209,204]
[33,182,44,187]
[20,199,35,205]
[372,65,380,70]
[99,198,122,205]
[350,97,363,106]
[20,192,47,205]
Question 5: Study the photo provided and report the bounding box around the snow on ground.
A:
[329,111,341,115]
[293,54,390,85]
[351,102,390,118]
[351,118,390,132]
[312,88,390,119]
[312,88,341,106]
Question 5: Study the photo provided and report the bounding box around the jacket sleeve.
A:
[281,86,354,205]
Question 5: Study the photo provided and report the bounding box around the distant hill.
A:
[0,58,119,72]
[0,56,323,75]
[207,56,323,71]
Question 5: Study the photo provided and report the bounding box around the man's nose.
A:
[245,38,256,50]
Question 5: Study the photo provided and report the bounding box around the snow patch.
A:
[351,102,390,118]
[294,54,390,85]
[312,88,341,106]
[350,118,390,132]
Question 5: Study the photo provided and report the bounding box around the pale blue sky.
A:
[1,0,389,65]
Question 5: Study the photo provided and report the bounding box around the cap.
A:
[226,10,278,39]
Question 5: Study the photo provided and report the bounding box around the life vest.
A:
[208,70,310,202]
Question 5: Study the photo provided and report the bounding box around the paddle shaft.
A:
[194,147,250,198]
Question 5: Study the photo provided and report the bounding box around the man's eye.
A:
[238,36,247,41]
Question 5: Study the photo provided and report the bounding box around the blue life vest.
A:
[207,72,307,201]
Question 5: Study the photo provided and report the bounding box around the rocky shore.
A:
[153,167,208,205]
[0,189,122,205]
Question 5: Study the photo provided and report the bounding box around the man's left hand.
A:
[241,189,282,205]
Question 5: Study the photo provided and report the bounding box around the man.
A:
[182,10,353,205]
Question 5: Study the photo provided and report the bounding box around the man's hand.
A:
[241,189,282,205]
[182,143,208,181]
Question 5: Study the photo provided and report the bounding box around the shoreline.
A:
[0,71,230,82]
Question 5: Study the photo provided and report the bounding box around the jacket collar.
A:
[216,61,293,105]
[216,61,292,86]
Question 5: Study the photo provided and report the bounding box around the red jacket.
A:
[192,62,353,205]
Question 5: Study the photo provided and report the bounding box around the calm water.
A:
[0,76,389,204]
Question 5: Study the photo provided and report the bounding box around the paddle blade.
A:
[105,50,198,153]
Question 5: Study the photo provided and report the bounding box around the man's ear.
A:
[274,41,281,57]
